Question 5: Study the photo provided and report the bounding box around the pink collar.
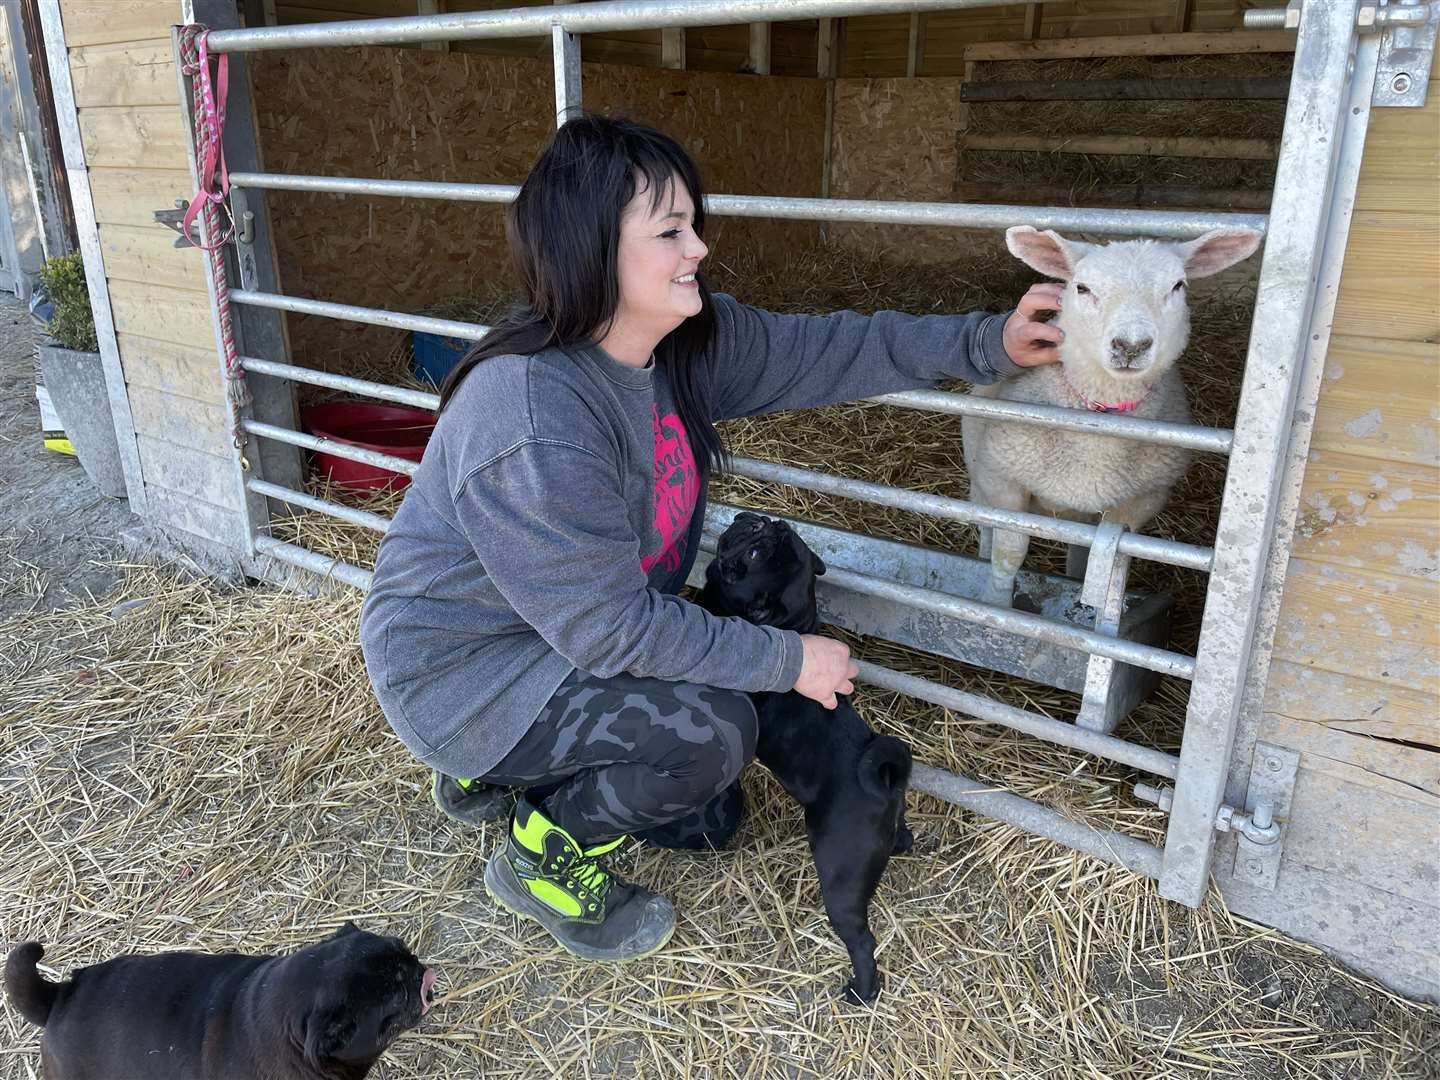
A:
[1066,376,1146,414]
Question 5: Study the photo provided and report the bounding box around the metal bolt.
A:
[1358,5,1377,28]
[1265,757,1283,773]
[1252,802,1275,830]
[1245,859,1264,876]
[1392,72,1414,94]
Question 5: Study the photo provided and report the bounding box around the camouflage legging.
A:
[479,667,756,849]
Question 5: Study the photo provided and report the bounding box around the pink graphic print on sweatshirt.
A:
[640,405,699,576]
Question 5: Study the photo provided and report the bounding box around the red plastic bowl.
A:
[300,402,435,491]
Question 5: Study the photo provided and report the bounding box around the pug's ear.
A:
[333,920,362,938]
[811,552,827,577]
[304,1006,358,1069]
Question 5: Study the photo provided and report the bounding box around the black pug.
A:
[701,511,914,1004]
[4,922,434,1080]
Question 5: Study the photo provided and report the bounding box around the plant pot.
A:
[37,340,127,499]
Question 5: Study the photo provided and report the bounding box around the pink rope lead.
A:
[179,25,250,456]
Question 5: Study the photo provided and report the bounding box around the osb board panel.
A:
[1311,336,1440,467]
[1292,449,1439,582]
[1331,211,1440,343]
[69,40,178,109]
[109,280,213,350]
[1265,659,1438,749]
[100,222,207,292]
[127,385,231,453]
[135,435,241,512]
[828,77,962,261]
[250,47,824,366]
[118,333,225,405]
[59,0,179,49]
[77,105,192,170]
[1271,558,1438,695]
[1260,710,1439,799]
[89,167,195,229]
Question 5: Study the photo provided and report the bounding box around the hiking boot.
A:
[483,798,675,963]
[432,772,514,826]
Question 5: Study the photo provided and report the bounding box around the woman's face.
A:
[610,173,708,352]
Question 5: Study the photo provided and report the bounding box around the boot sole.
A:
[483,855,674,964]
[431,773,513,826]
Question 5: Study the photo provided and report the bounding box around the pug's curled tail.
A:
[858,736,912,802]
[5,943,58,1026]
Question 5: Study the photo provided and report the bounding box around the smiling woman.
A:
[356,112,1063,970]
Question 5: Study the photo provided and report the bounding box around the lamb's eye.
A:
[1075,283,1091,295]
[1172,280,1185,293]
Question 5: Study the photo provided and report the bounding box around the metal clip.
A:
[1214,801,1282,845]
[1371,0,1438,107]
[153,199,200,248]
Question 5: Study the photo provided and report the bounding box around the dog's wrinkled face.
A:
[300,922,435,1070]
[705,512,826,630]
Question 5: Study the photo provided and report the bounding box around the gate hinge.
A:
[1134,739,1299,891]
[1246,1,1437,107]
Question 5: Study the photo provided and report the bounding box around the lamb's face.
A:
[1062,241,1190,380]
[1004,226,1263,386]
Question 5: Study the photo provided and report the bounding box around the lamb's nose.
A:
[1111,337,1153,362]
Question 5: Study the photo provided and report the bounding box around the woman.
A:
[360,114,1062,963]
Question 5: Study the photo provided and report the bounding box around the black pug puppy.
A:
[701,511,914,1004]
[5,923,434,1080]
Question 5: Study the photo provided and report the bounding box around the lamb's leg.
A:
[1103,489,1170,534]
[972,477,1032,608]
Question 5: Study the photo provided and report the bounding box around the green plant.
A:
[38,252,98,352]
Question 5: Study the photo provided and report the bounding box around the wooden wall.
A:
[1218,76,1440,1001]
[58,0,255,551]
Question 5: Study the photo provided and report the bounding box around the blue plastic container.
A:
[412,331,470,386]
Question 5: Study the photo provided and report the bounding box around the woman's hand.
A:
[794,634,859,711]
[1003,283,1065,367]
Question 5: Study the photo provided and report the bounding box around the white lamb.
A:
[962,226,1262,608]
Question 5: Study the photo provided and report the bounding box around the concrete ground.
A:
[0,293,135,621]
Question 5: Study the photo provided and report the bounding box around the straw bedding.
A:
[3,244,1437,1077]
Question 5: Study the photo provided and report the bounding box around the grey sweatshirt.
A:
[359,293,1017,777]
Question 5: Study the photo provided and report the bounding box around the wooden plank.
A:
[905,13,926,78]
[99,221,207,291]
[143,483,250,549]
[661,28,685,70]
[109,279,213,349]
[1312,337,1440,466]
[1265,659,1439,749]
[88,167,194,228]
[118,332,224,404]
[1333,211,1440,343]
[77,105,191,170]
[417,0,447,53]
[962,30,1296,62]
[1260,711,1439,799]
[959,131,1277,160]
[1270,558,1439,695]
[1292,449,1439,581]
[959,76,1290,103]
[1357,78,1439,183]
[59,0,180,48]
[135,434,243,512]
[955,180,1270,211]
[69,40,178,109]
[127,384,230,453]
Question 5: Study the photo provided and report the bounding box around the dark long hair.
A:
[439,113,725,474]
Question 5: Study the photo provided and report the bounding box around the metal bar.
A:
[552,23,580,124]
[37,0,148,514]
[875,388,1234,454]
[1161,0,1362,909]
[855,659,1179,779]
[240,356,442,411]
[230,288,490,340]
[748,21,770,75]
[816,558,1194,679]
[207,0,1055,53]
[227,172,1265,239]
[243,419,420,477]
[254,535,374,590]
[727,456,1214,573]
[248,478,392,534]
[909,762,1164,878]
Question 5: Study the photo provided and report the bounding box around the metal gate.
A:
[160,0,1390,908]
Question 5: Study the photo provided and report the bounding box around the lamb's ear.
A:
[1005,226,1093,281]
[1174,229,1262,279]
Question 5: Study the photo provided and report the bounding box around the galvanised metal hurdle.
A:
[163,0,1380,908]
